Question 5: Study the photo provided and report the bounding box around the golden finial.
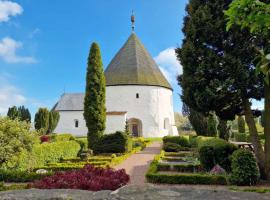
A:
[131,10,135,32]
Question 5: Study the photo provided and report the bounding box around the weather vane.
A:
[131,10,135,32]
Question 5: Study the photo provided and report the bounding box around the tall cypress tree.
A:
[176,0,266,176]
[47,111,60,134]
[84,42,106,150]
[34,108,50,134]
[238,116,246,133]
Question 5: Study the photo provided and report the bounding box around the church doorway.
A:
[127,118,142,137]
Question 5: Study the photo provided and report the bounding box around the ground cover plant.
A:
[32,164,129,191]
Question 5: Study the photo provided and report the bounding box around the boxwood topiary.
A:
[198,138,237,172]
[229,149,259,186]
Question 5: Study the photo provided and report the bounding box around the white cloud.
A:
[154,47,182,84]
[0,74,26,114]
[0,37,37,63]
[0,0,23,22]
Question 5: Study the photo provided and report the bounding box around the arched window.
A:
[136,93,139,98]
[164,118,170,130]
[74,119,79,128]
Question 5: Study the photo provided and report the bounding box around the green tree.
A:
[177,0,266,177]
[0,117,37,170]
[84,42,106,150]
[182,103,208,136]
[34,108,50,134]
[207,114,217,137]
[7,106,19,120]
[238,116,246,133]
[218,119,230,141]
[47,111,60,134]
[18,106,31,122]
[225,0,270,179]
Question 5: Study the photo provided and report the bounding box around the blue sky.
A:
[0,0,189,117]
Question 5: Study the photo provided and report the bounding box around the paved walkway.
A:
[114,142,162,185]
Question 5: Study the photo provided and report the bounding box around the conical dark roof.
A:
[105,33,172,90]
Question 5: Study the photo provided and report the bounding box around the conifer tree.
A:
[84,42,106,150]
[207,114,217,137]
[34,108,50,134]
[177,0,266,176]
[238,116,246,133]
[47,111,60,134]
[18,106,31,122]
[7,106,19,120]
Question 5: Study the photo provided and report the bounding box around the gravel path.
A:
[114,142,162,185]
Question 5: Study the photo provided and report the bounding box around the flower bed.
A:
[31,164,130,191]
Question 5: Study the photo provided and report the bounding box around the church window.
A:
[164,118,170,130]
[136,93,139,98]
[75,119,79,128]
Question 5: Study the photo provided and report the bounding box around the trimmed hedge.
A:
[198,138,237,172]
[163,142,191,152]
[32,141,81,167]
[146,160,227,185]
[163,136,190,147]
[52,134,75,141]
[157,163,201,173]
[147,172,227,185]
[94,131,130,154]
[0,170,52,182]
[146,153,227,185]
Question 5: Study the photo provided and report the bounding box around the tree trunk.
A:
[264,83,270,179]
[218,119,229,141]
[243,98,266,178]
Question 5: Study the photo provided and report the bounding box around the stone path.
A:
[1,185,270,200]
[114,141,162,185]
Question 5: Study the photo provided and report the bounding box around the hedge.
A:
[94,131,131,154]
[146,172,227,185]
[0,170,52,182]
[146,160,227,185]
[157,163,201,173]
[50,133,75,142]
[163,136,190,147]
[234,132,247,142]
[32,141,81,167]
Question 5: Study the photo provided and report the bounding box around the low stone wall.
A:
[0,185,269,200]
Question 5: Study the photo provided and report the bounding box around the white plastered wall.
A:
[105,114,126,134]
[106,85,178,138]
[54,111,87,137]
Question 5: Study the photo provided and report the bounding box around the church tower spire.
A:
[131,10,135,32]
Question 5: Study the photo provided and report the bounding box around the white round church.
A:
[53,29,178,138]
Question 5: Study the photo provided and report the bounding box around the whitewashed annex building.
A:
[53,19,178,137]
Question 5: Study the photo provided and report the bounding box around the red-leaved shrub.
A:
[31,164,130,191]
[40,135,50,143]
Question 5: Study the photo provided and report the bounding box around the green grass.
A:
[229,186,270,193]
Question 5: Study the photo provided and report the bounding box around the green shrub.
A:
[229,149,259,186]
[234,132,247,142]
[163,142,181,152]
[51,134,75,142]
[189,136,214,148]
[94,131,129,154]
[199,138,237,172]
[32,141,81,167]
[238,116,246,133]
[0,170,51,182]
[163,136,190,147]
[157,163,201,173]
[0,117,38,170]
